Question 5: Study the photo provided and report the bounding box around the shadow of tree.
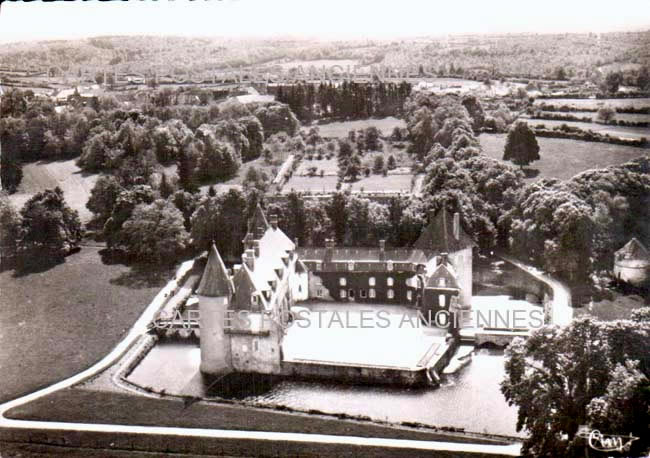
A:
[10,255,65,278]
[522,168,540,179]
[109,264,174,289]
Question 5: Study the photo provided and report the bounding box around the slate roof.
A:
[413,209,475,253]
[197,243,234,297]
[425,263,460,290]
[232,205,297,311]
[248,203,270,239]
[615,238,650,261]
[297,247,428,264]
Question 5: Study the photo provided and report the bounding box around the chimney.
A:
[242,233,253,250]
[243,249,255,270]
[325,238,334,263]
[453,212,460,241]
[253,240,260,258]
[270,215,278,230]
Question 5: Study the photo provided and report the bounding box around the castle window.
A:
[339,277,347,286]
[348,261,355,271]
[360,289,367,298]
[340,289,347,299]
[369,276,376,286]
[387,289,394,299]
[407,290,413,301]
[316,288,323,298]
[387,261,394,271]
[387,277,394,286]
[369,288,376,298]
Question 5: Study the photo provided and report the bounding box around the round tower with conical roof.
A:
[198,243,234,375]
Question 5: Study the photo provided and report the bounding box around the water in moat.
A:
[241,345,521,437]
[129,340,521,437]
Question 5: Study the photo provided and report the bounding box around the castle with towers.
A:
[197,204,474,379]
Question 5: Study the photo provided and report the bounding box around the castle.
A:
[198,204,474,382]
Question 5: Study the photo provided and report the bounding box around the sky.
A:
[0,0,649,44]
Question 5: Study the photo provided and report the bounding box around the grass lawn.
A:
[349,174,415,193]
[479,133,650,182]
[5,388,512,446]
[8,159,98,223]
[573,293,647,321]
[316,117,406,138]
[0,247,171,403]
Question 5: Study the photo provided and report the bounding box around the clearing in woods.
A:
[8,159,98,222]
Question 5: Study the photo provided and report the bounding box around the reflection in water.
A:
[130,341,522,437]
[238,346,521,437]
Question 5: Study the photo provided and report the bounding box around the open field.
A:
[316,116,405,138]
[0,246,172,403]
[533,97,650,111]
[479,134,650,182]
[522,118,650,140]
[535,111,650,123]
[8,159,98,223]
[283,173,416,194]
[283,175,340,193]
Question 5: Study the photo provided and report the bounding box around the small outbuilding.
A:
[614,238,650,287]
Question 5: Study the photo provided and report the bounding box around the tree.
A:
[325,192,348,245]
[18,187,82,259]
[386,154,396,170]
[103,185,156,250]
[0,194,21,258]
[602,71,623,94]
[597,106,616,123]
[637,66,649,90]
[372,155,385,174]
[121,199,189,263]
[177,150,198,193]
[503,121,540,170]
[87,175,123,226]
[502,317,650,457]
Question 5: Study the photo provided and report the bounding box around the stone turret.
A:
[198,243,234,375]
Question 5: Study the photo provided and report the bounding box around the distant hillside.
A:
[1,32,649,79]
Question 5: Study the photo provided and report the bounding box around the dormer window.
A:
[439,278,446,287]
[252,294,259,305]
[348,261,355,271]
[387,261,394,271]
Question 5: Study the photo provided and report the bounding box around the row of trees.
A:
[273,81,412,122]
[0,87,302,195]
